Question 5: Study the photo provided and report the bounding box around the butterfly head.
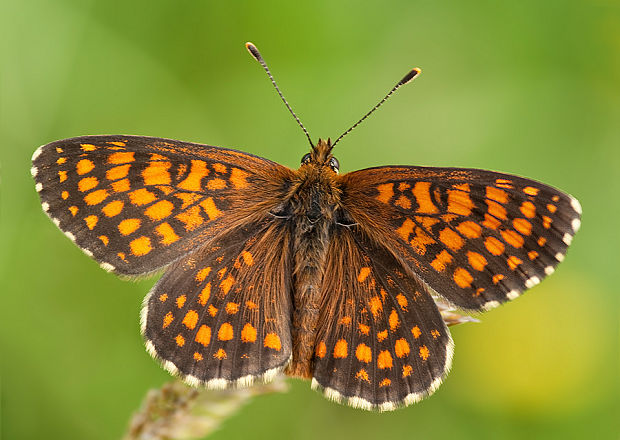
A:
[300,138,339,174]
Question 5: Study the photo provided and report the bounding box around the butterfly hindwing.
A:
[31,135,292,276]
[142,219,293,387]
[311,227,453,410]
[340,166,582,311]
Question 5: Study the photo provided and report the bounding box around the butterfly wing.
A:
[142,218,293,386]
[339,166,582,311]
[311,226,453,410]
[31,135,294,276]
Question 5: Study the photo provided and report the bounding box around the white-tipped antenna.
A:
[331,68,421,148]
[245,42,314,148]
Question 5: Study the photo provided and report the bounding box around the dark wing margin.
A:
[339,166,582,312]
[311,227,453,411]
[31,135,294,276]
[142,219,293,387]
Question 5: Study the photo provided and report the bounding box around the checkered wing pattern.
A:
[142,219,293,386]
[311,227,452,410]
[31,135,290,276]
[340,166,582,311]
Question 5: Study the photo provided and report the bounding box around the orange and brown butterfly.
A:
[31,42,581,411]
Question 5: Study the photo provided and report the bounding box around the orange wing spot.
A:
[507,256,522,270]
[218,268,227,279]
[159,293,168,302]
[98,235,109,246]
[142,161,172,185]
[377,330,388,342]
[111,178,130,193]
[155,222,180,245]
[129,188,156,206]
[246,300,258,310]
[456,220,482,238]
[439,227,464,251]
[453,267,473,288]
[107,141,126,147]
[61,190,69,200]
[196,267,212,282]
[76,159,95,175]
[377,350,393,369]
[411,326,421,338]
[208,304,218,317]
[69,206,78,216]
[412,181,439,214]
[339,316,352,326]
[355,343,372,363]
[198,283,211,306]
[430,249,453,272]
[410,226,436,255]
[117,252,127,262]
[229,168,250,189]
[58,170,68,182]
[501,229,524,248]
[220,275,235,295]
[214,349,227,360]
[419,345,430,360]
[178,160,208,191]
[213,163,227,173]
[78,176,98,192]
[316,341,327,358]
[394,338,410,358]
[56,147,64,153]
[485,237,505,255]
[80,143,97,151]
[357,267,371,282]
[547,203,557,213]
[395,195,412,209]
[467,251,487,271]
[333,339,348,358]
[218,323,234,341]
[396,294,408,310]
[447,186,474,216]
[56,157,66,164]
[487,200,507,220]
[431,329,441,339]
[495,178,514,189]
[538,237,547,247]
[398,182,411,191]
[264,333,282,351]
[84,215,98,230]
[542,216,552,229]
[376,183,394,203]
[200,197,222,221]
[176,295,186,309]
[389,309,400,331]
[355,369,370,383]
[163,312,173,328]
[492,274,505,284]
[241,323,257,343]
[193,352,203,361]
[520,201,536,218]
[108,151,134,164]
[145,200,174,221]
[475,287,485,296]
[225,302,239,314]
[102,200,123,217]
[379,378,391,387]
[206,178,227,190]
[176,205,204,231]
[175,192,202,208]
[528,250,539,260]
[84,189,109,205]
[241,251,254,266]
[175,334,185,347]
[368,296,383,318]
[358,323,370,335]
[523,186,539,196]
[486,186,509,204]
[482,213,501,230]
[551,195,560,201]
[513,218,532,235]
[195,325,211,346]
[118,218,141,235]
[416,216,440,230]
[130,236,152,256]
[396,218,415,241]
[182,310,199,329]
[402,365,413,378]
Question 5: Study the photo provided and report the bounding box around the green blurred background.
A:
[1,0,618,438]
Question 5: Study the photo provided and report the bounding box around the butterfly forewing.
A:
[142,219,293,386]
[341,166,582,311]
[31,135,292,275]
[311,227,452,410]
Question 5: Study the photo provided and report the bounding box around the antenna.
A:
[331,67,421,148]
[245,42,314,148]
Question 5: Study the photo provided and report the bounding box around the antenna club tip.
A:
[400,67,422,85]
[245,42,261,60]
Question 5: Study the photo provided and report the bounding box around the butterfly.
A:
[31,43,581,411]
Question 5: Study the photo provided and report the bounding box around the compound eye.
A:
[329,157,340,173]
[301,153,311,165]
